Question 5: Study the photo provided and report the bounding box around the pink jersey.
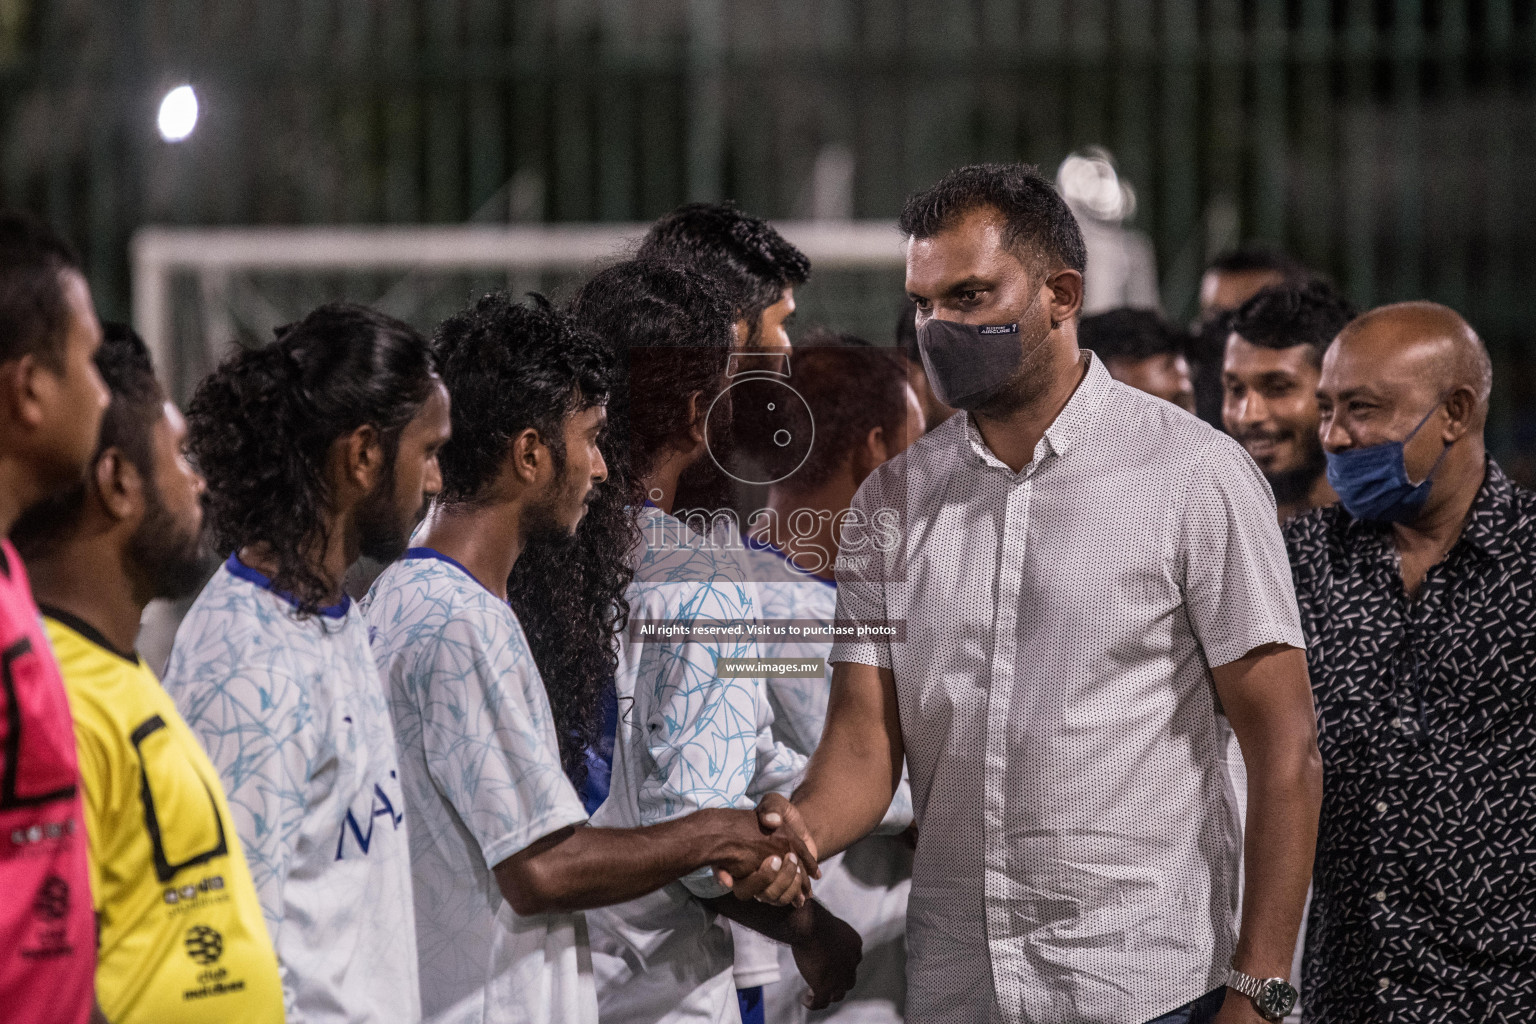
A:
[0,539,93,1024]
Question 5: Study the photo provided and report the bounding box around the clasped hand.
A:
[712,793,820,906]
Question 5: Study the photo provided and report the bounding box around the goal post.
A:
[131,221,910,401]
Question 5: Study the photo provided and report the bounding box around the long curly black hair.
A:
[507,261,735,786]
[636,201,809,338]
[432,293,612,503]
[506,474,635,787]
[185,303,437,617]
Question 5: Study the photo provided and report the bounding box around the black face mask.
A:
[915,293,1050,411]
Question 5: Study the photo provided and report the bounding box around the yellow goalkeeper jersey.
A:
[44,611,284,1024]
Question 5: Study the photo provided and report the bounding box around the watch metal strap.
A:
[1226,968,1264,1000]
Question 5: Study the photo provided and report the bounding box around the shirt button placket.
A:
[985,470,1031,1019]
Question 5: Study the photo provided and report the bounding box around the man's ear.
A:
[686,392,708,446]
[853,425,890,483]
[1045,268,1085,328]
[94,448,145,524]
[343,424,386,491]
[507,427,547,486]
[2,354,51,431]
[1442,385,1478,443]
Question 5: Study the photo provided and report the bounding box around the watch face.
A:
[1257,979,1298,1020]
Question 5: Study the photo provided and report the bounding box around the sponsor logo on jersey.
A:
[334,775,404,860]
[20,873,75,960]
[33,874,70,919]
[162,873,226,906]
[184,924,224,965]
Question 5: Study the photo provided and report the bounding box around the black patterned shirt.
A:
[1284,460,1536,1023]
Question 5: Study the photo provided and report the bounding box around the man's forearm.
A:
[497,810,780,915]
[792,765,895,861]
[704,892,823,946]
[1234,739,1322,977]
[789,661,905,859]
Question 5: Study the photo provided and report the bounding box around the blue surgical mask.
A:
[1324,403,1451,523]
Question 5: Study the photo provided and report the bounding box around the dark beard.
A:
[524,479,582,547]
[127,481,212,602]
[1267,443,1328,506]
[355,471,416,564]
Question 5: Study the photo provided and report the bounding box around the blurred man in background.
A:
[0,212,108,1024]
[1290,303,1536,1022]
[570,260,860,1024]
[1056,147,1161,315]
[895,299,955,433]
[163,305,450,1024]
[1223,282,1356,523]
[739,332,921,1024]
[1191,247,1311,427]
[1200,247,1308,319]
[13,324,284,1024]
[1079,307,1197,414]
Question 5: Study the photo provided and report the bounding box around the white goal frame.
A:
[131,221,909,374]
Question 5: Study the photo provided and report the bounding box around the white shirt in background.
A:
[164,556,420,1024]
[831,354,1306,1024]
[363,549,595,1024]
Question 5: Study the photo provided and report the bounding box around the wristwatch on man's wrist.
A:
[1226,966,1298,1021]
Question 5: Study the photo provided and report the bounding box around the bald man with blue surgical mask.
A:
[1286,302,1536,1023]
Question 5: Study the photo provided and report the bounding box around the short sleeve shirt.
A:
[363,550,594,1024]
[587,505,807,1024]
[45,611,283,1024]
[1286,461,1536,1023]
[0,540,94,1024]
[163,556,420,1024]
[830,354,1305,1024]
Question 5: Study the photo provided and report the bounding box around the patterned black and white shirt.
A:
[1284,459,1536,1023]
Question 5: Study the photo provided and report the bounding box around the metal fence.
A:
[3,0,1535,471]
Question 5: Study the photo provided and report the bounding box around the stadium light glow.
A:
[157,85,198,142]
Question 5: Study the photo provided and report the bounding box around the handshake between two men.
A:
[701,797,864,1012]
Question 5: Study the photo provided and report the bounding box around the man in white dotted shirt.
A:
[738,164,1323,1024]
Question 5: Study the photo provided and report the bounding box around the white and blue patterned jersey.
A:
[742,542,915,1024]
[163,555,419,1024]
[363,549,595,1024]
[588,505,807,1024]
[744,540,840,761]
[746,543,914,832]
